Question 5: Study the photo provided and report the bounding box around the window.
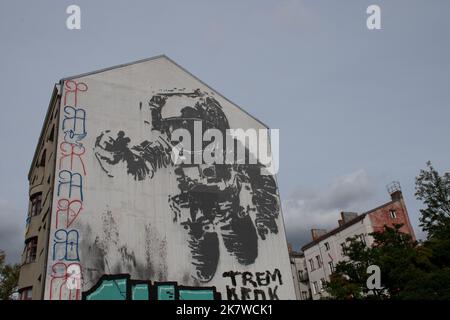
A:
[316,255,322,268]
[47,126,55,142]
[328,261,335,273]
[298,270,304,281]
[39,149,46,167]
[324,242,330,251]
[30,193,42,217]
[320,278,325,292]
[312,281,319,295]
[309,258,315,271]
[20,287,32,300]
[390,210,397,219]
[24,237,38,263]
[302,291,308,300]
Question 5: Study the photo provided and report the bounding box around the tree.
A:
[415,161,450,240]
[0,250,20,300]
[324,235,376,299]
[369,224,418,299]
[324,224,415,299]
[325,162,450,300]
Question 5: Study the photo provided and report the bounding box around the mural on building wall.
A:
[93,90,281,283]
[43,62,294,299]
[82,274,221,300]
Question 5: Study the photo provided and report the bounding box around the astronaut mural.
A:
[43,56,295,300]
[93,90,280,283]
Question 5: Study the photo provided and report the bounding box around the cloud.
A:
[283,169,376,251]
[0,199,25,264]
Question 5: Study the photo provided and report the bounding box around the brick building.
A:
[294,182,416,300]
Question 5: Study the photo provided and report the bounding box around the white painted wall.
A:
[43,56,295,300]
[304,216,373,300]
[290,254,311,300]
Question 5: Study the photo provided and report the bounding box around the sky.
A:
[1,0,449,263]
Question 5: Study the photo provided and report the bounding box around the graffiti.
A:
[222,269,283,300]
[62,106,87,145]
[47,79,88,299]
[53,229,80,261]
[82,274,221,300]
[93,90,280,283]
[59,142,86,175]
[57,170,83,201]
[56,199,83,229]
[64,80,88,107]
[49,262,82,300]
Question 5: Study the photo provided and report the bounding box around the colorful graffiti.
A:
[49,262,82,300]
[93,90,281,283]
[82,274,221,300]
[48,80,88,300]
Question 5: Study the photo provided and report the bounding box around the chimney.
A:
[340,212,358,224]
[386,181,403,201]
[311,229,327,241]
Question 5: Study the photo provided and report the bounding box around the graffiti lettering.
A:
[53,229,80,261]
[59,142,86,175]
[57,170,83,201]
[47,79,88,300]
[223,269,282,300]
[56,199,83,229]
[49,262,82,300]
[62,106,87,144]
[64,80,87,106]
[82,274,221,300]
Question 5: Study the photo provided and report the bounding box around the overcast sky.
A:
[1,0,449,263]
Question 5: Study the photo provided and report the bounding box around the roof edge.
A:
[301,199,399,251]
[28,85,59,180]
[301,214,367,252]
[60,54,270,129]
[60,54,168,82]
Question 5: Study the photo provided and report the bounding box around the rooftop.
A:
[301,198,398,251]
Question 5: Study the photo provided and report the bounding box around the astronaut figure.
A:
[94,89,280,282]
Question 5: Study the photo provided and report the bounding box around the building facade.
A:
[289,250,311,300]
[18,56,296,300]
[301,184,415,300]
[17,87,60,300]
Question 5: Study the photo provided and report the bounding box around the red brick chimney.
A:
[311,229,327,241]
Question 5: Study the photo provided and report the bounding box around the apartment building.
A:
[17,55,295,300]
[289,250,312,300]
[301,183,416,300]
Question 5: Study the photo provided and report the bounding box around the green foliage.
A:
[0,250,20,300]
[325,272,362,299]
[325,162,450,300]
[415,161,450,240]
[324,235,376,299]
